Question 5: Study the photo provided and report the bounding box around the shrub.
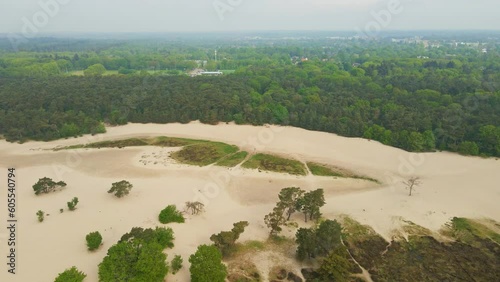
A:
[86,231,103,251]
[158,205,185,224]
[54,266,86,282]
[67,197,79,211]
[171,255,183,274]
[37,210,44,222]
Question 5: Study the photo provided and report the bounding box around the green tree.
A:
[479,125,500,156]
[98,241,168,282]
[264,205,287,235]
[67,197,79,211]
[158,205,185,224]
[86,231,103,251]
[171,255,183,274]
[33,177,67,195]
[317,249,352,282]
[297,189,325,222]
[458,141,480,156]
[84,63,106,76]
[54,266,86,282]
[278,187,304,220]
[119,226,175,249]
[315,220,343,257]
[189,245,227,282]
[210,221,249,256]
[296,228,317,260]
[108,180,132,198]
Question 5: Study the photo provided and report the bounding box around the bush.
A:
[108,180,133,198]
[158,205,185,224]
[67,197,79,211]
[54,266,86,282]
[171,255,183,274]
[86,231,103,251]
[37,210,44,222]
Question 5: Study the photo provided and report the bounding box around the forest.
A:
[0,33,499,157]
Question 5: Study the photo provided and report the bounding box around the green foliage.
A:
[37,210,45,222]
[297,189,325,222]
[242,154,307,175]
[67,197,79,211]
[277,187,304,220]
[317,249,353,282]
[54,266,87,282]
[458,141,480,156]
[307,163,343,177]
[264,205,287,235]
[189,245,227,282]
[210,221,249,256]
[33,177,67,195]
[296,219,343,261]
[171,255,183,274]
[86,231,103,251]
[108,180,132,198]
[98,240,168,282]
[84,64,106,76]
[158,205,185,224]
[171,142,238,166]
[119,227,175,249]
[216,151,249,167]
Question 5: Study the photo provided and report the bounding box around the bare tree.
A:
[403,177,421,196]
[185,201,205,215]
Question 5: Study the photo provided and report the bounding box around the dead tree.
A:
[403,177,421,196]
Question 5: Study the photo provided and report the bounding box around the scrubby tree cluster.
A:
[264,187,326,234]
[108,180,133,198]
[171,255,183,274]
[210,221,249,256]
[32,177,66,195]
[36,210,44,222]
[98,227,174,281]
[189,244,227,282]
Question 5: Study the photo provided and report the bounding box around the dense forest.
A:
[0,33,499,157]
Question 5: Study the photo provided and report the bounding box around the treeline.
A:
[0,71,498,156]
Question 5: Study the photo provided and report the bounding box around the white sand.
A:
[0,121,499,281]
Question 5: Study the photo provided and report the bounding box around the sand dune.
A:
[0,121,499,281]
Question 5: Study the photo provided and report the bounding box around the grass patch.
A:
[307,162,343,177]
[447,217,500,245]
[216,151,248,167]
[307,162,379,183]
[242,154,307,176]
[150,136,204,147]
[171,142,238,166]
[84,138,148,148]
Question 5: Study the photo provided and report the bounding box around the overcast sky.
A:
[1,0,499,34]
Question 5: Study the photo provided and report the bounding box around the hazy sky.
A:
[1,0,499,34]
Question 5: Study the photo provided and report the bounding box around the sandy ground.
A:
[0,121,499,282]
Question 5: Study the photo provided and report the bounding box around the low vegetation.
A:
[171,255,183,275]
[242,154,307,176]
[158,205,185,224]
[171,142,238,166]
[56,136,204,150]
[32,177,67,195]
[216,151,249,167]
[36,210,44,222]
[307,162,379,183]
[54,266,87,282]
[86,231,103,251]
